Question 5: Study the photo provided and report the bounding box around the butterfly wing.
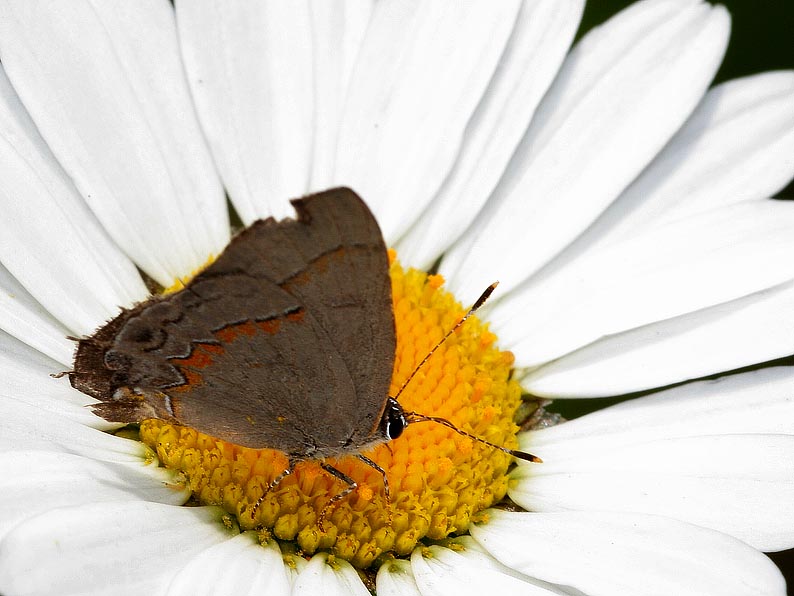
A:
[70,188,395,456]
[206,188,396,445]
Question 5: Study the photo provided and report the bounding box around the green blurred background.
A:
[575,0,794,587]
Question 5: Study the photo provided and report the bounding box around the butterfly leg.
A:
[317,463,358,532]
[250,457,297,523]
[356,454,392,526]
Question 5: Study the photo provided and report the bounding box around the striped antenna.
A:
[395,281,542,464]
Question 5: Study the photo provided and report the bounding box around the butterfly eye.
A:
[381,397,407,441]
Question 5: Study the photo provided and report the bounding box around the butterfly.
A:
[69,187,539,524]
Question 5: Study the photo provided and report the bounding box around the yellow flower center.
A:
[139,252,522,568]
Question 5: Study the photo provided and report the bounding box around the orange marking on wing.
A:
[215,320,257,343]
[257,319,281,334]
[287,310,305,323]
[172,344,217,370]
[237,320,258,337]
[201,343,225,355]
[214,326,236,344]
[289,271,310,286]
[170,369,204,392]
[213,310,305,346]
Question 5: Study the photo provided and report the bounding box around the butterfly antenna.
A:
[394,282,498,400]
[404,411,542,463]
[394,281,543,464]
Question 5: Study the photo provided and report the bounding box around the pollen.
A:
[162,257,215,294]
[139,256,523,568]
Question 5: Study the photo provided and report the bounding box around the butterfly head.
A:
[378,396,408,441]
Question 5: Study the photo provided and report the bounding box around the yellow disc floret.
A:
[139,253,522,568]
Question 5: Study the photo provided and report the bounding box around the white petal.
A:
[410,544,563,596]
[166,533,290,596]
[335,0,522,242]
[524,366,794,451]
[376,559,423,596]
[490,200,794,369]
[283,550,308,587]
[515,71,794,294]
[0,450,188,541]
[0,330,113,429]
[292,552,370,596]
[0,67,148,335]
[515,434,794,552]
[441,0,730,303]
[434,536,576,595]
[471,510,786,596]
[308,0,375,190]
[396,0,584,268]
[0,502,237,596]
[594,71,794,245]
[523,280,794,397]
[0,266,73,365]
[0,398,145,463]
[176,1,314,223]
[513,367,794,551]
[0,1,229,286]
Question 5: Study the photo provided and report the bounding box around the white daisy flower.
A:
[0,1,792,595]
